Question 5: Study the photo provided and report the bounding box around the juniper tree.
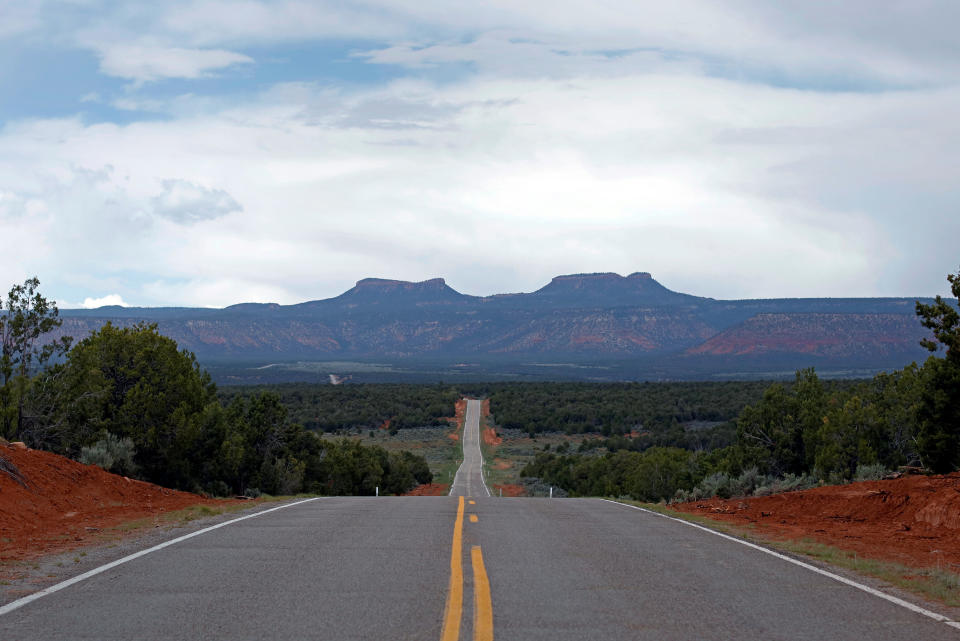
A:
[0,277,72,439]
[914,267,960,472]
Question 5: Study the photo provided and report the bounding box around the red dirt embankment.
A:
[482,428,502,447]
[445,399,468,441]
[0,443,231,562]
[450,399,467,425]
[402,483,450,496]
[671,473,960,570]
[492,484,526,497]
[479,398,500,446]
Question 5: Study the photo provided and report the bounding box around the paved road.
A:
[3,402,960,639]
[449,399,490,498]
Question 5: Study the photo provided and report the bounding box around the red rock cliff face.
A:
[686,313,925,357]
[48,273,934,370]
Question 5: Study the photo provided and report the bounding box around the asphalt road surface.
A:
[3,404,959,639]
[449,399,490,498]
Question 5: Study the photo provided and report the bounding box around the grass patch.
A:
[321,421,464,487]
[614,499,960,608]
[480,422,597,489]
[106,495,308,535]
[111,518,151,533]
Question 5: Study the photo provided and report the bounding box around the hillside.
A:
[51,272,935,379]
[0,443,228,563]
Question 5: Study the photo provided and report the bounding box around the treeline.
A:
[523,268,960,502]
[219,383,460,433]
[521,367,923,501]
[472,380,847,455]
[0,280,432,496]
[472,380,850,436]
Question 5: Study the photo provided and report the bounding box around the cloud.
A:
[9,65,957,306]
[96,44,253,82]
[9,2,960,89]
[1,2,958,306]
[79,294,129,309]
[152,179,242,223]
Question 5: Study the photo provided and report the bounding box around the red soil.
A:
[402,483,450,496]
[444,399,468,442]
[480,399,491,418]
[0,443,233,563]
[671,473,960,571]
[482,427,502,447]
[449,399,467,425]
[492,484,526,497]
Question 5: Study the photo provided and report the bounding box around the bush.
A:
[854,463,889,482]
[698,472,733,499]
[520,477,568,497]
[205,480,231,497]
[260,456,306,495]
[729,467,762,496]
[753,473,818,496]
[79,433,138,476]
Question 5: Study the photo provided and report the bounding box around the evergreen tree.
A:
[914,267,960,472]
[0,277,72,438]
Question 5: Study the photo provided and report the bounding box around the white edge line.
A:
[0,497,321,617]
[599,499,960,629]
[475,400,491,498]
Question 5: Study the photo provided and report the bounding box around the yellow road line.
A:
[471,546,494,641]
[468,500,476,505]
[441,496,465,641]
[469,514,478,523]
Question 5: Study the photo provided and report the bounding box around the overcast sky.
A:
[1,1,958,308]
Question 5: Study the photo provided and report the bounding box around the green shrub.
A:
[854,463,889,482]
[80,433,138,476]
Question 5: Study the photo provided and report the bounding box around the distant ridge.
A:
[531,272,704,307]
[332,277,467,304]
[52,271,935,378]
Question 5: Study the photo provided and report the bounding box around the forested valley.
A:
[2,268,958,503]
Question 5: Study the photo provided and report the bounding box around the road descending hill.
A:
[3,420,960,639]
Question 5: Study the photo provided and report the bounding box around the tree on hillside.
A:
[52,322,222,489]
[0,277,72,439]
[914,267,960,472]
[917,268,960,359]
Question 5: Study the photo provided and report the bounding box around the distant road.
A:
[4,403,960,639]
[449,398,490,498]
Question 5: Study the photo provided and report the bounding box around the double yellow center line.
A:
[441,496,493,641]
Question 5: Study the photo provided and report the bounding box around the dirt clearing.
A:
[671,473,960,571]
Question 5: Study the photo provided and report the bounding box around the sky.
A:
[1,1,959,308]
